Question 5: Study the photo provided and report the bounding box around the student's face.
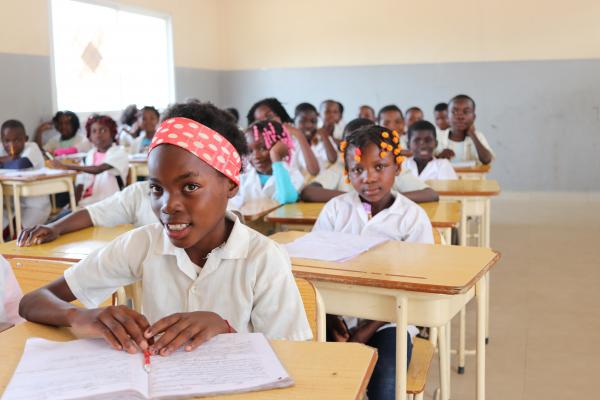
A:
[358,106,376,122]
[434,110,449,130]
[141,110,159,134]
[405,110,424,129]
[245,131,272,174]
[148,145,238,250]
[322,102,342,125]
[57,115,76,139]
[296,111,318,139]
[409,130,437,161]
[1,128,27,156]
[89,122,113,151]
[346,142,399,208]
[449,99,476,132]
[379,111,405,134]
[254,105,281,123]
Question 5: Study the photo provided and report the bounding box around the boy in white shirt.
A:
[404,120,458,181]
[19,102,312,355]
[313,124,433,400]
[378,105,408,148]
[436,94,495,164]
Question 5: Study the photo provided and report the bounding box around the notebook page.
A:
[2,338,149,400]
[284,231,389,262]
[148,333,292,399]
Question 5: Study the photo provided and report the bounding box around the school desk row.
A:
[0,225,500,400]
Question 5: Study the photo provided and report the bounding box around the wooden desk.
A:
[0,322,377,400]
[265,201,461,243]
[453,164,491,180]
[0,225,132,262]
[239,199,282,222]
[0,323,13,333]
[0,171,78,237]
[272,231,501,400]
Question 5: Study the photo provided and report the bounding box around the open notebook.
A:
[284,231,388,262]
[3,333,292,400]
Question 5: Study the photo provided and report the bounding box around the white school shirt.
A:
[76,144,130,207]
[404,157,458,181]
[2,143,51,229]
[312,162,429,193]
[43,134,91,154]
[0,256,24,325]
[64,212,313,341]
[228,163,305,210]
[313,191,433,336]
[129,132,153,155]
[436,129,495,163]
[290,136,336,178]
[86,181,157,227]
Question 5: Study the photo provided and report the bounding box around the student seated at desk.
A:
[293,102,338,175]
[378,105,408,148]
[19,101,312,355]
[404,120,458,180]
[117,104,139,150]
[301,118,439,203]
[0,255,24,325]
[49,115,129,207]
[229,120,304,209]
[129,106,159,154]
[319,99,345,142]
[404,106,424,129]
[433,102,450,132]
[436,94,495,164]
[313,125,433,400]
[34,111,91,156]
[0,120,51,234]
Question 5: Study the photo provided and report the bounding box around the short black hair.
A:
[294,102,318,117]
[320,99,344,115]
[162,102,249,169]
[407,120,437,145]
[120,104,138,125]
[377,105,404,122]
[343,118,375,139]
[434,102,448,112]
[52,111,80,133]
[405,106,423,115]
[141,106,160,119]
[225,107,240,124]
[449,94,476,110]
[360,105,375,113]
[246,98,293,125]
[1,119,26,137]
[342,125,403,170]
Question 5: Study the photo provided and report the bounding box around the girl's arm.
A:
[34,121,53,149]
[270,142,299,204]
[51,161,113,175]
[300,182,344,203]
[348,320,388,343]
[17,209,94,246]
[285,124,320,176]
[317,126,338,164]
[467,127,493,164]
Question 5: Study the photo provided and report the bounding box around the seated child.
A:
[405,106,424,129]
[0,255,23,325]
[301,118,439,204]
[404,120,458,180]
[320,99,345,141]
[130,106,160,154]
[0,120,51,231]
[358,105,376,122]
[117,104,139,150]
[378,104,408,148]
[50,115,129,207]
[293,102,337,175]
[313,125,433,400]
[229,120,304,209]
[36,111,91,156]
[433,102,450,132]
[436,94,495,164]
[19,101,312,354]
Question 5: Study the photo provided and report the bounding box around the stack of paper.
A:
[3,333,292,400]
[284,231,388,262]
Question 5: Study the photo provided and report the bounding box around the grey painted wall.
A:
[219,59,600,191]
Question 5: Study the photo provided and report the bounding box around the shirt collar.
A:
[348,190,406,219]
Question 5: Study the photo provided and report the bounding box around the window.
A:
[50,0,175,112]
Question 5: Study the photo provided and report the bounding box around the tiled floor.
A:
[423,195,600,399]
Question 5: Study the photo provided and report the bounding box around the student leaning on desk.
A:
[18,102,312,357]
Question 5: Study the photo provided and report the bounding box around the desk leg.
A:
[65,178,77,212]
[476,275,487,400]
[438,324,450,400]
[396,296,408,400]
[441,228,452,245]
[4,194,13,239]
[458,307,466,373]
[12,186,21,238]
[458,201,467,247]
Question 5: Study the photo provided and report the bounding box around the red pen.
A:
[143,350,151,373]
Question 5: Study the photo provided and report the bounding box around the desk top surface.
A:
[426,179,501,196]
[0,170,77,183]
[452,164,491,173]
[0,225,132,261]
[0,322,377,400]
[271,231,500,295]
[239,199,282,222]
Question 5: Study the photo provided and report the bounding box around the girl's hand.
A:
[68,306,151,353]
[316,124,334,139]
[437,149,455,160]
[284,123,302,140]
[48,160,67,170]
[146,311,231,356]
[17,225,59,247]
[269,141,289,162]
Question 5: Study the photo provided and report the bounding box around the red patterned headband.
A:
[148,117,242,185]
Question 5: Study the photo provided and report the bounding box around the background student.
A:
[404,107,424,129]
[404,120,458,180]
[358,105,377,122]
[320,99,345,142]
[294,102,338,174]
[378,105,408,148]
[129,106,160,154]
[433,102,450,132]
[34,111,91,156]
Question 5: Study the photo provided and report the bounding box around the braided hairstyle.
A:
[246,120,295,162]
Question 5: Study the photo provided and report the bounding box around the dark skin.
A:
[1,127,28,163]
[434,110,450,131]
[295,110,337,164]
[358,106,376,122]
[405,109,424,129]
[17,209,94,246]
[328,143,400,343]
[19,145,240,356]
[409,130,437,174]
[245,131,289,176]
[438,99,493,164]
[321,101,342,126]
[141,109,159,138]
[34,114,77,148]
